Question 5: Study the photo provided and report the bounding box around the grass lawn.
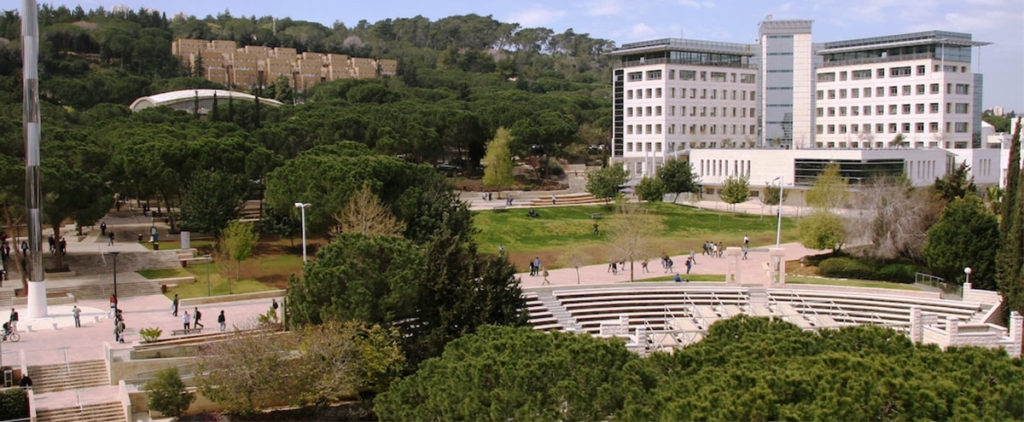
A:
[161,261,277,299]
[785,275,921,291]
[474,202,798,271]
[137,268,191,279]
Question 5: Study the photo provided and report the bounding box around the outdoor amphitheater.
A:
[523,271,1023,358]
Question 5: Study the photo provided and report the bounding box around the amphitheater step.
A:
[534,290,575,331]
[35,401,123,422]
[29,360,109,394]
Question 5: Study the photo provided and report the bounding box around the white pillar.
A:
[1008,311,1022,358]
[909,306,922,344]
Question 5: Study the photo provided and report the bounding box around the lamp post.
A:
[205,254,212,297]
[774,176,784,247]
[108,251,120,311]
[964,267,972,285]
[294,203,311,263]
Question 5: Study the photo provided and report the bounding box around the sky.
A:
[32,0,1024,112]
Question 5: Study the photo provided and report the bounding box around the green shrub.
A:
[0,388,28,420]
[876,263,920,283]
[547,158,564,177]
[144,367,195,418]
[140,327,162,343]
[818,257,874,280]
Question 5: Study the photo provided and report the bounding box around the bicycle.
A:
[2,330,18,342]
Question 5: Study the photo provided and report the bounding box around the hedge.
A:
[817,257,920,283]
[0,387,29,420]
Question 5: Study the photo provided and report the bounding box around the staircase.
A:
[35,402,124,422]
[527,193,605,207]
[62,250,183,276]
[47,280,162,300]
[28,360,109,394]
[534,289,577,331]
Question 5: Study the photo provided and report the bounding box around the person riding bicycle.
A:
[2,321,10,341]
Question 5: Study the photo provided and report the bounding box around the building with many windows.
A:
[814,31,988,150]
[609,20,997,190]
[610,39,759,178]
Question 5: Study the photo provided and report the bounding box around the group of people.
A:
[528,257,543,277]
[702,240,726,258]
[174,294,227,333]
[46,235,68,256]
[2,307,18,341]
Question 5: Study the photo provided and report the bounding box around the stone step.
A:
[36,402,123,422]
[30,360,109,394]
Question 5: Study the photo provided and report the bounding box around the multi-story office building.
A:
[757,19,815,149]
[814,31,988,150]
[610,39,759,177]
[610,22,997,188]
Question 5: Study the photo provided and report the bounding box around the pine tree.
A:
[997,117,1023,313]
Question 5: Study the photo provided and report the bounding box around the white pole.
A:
[776,176,784,247]
[23,0,47,318]
[300,206,307,263]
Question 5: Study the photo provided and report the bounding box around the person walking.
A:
[59,237,67,256]
[100,221,106,236]
[689,250,697,265]
[272,298,279,319]
[193,307,204,329]
[641,259,649,273]
[72,305,81,328]
[171,294,179,317]
[218,310,226,331]
[116,319,126,343]
[686,257,693,274]
[107,231,115,246]
[542,268,550,285]
[183,310,191,334]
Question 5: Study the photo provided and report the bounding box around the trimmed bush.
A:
[0,388,29,420]
[818,257,923,283]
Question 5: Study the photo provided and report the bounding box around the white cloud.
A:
[628,23,657,39]
[677,0,715,9]
[586,0,623,16]
[505,7,567,27]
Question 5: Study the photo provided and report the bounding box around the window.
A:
[828,124,835,134]
[816,107,823,117]
[863,124,871,133]
[955,84,970,95]
[864,88,872,98]
[929,122,939,133]
[741,74,755,83]
[655,124,662,134]
[916,103,925,114]
[876,105,884,115]
[670,88,676,98]
[816,90,824,100]
[827,107,836,117]
[646,124,652,134]
[627,90,633,100]
[656,106,662,116]
[852,106,859,116]
[917,65,926,75]
[627,108,633,117]
[627,125,633,135]
[946,103,951,114]
[955,103,969,114]
[889,104,898,115]
[916,84,925,95]
[818,72,836,82]
[902,104,911,114]
[889,66,911,77]
[816,125,823,134]
[646,70,662,80]
[946,83,952,94]
[889,123,898,133]
[852,124,859,133]
[902,85,911,96]
[839,71,848,81]
[876,87,885,97]
[655,88,662,98]
[646,88,652,98]
[916,122,924,132]
[851,88,859,98]
[701,89,707,99]
[839,124,847,134]
[889,86,898,96]
[636,90,643,99]
[930,103,939,113]
[876,124,885,133]
[864,106,872,116]
[955,122,968,133]
[828,89,836,99]
[839,106,847,116]
[902,123,911,133]
[628,72,642,81]
[840,89,847,99]
[680,70,696,80]
[669,69,675,80]
[670,105,675,116]
[645,106,652,116]
[877,68,885,78]
[930,83,940,94]
[852,69,872,80]
[690,88,696,98]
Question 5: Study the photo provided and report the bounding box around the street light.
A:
[108,251,120,312]
[964,267,972,285]
[294,202,311,263]
[774,176,784,247]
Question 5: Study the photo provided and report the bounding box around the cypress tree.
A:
[210,92,219,121]
[997,117,1023,313]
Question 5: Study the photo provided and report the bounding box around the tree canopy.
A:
[924,195,1000,288]
[586,165,627,202]
[657,159,698,202]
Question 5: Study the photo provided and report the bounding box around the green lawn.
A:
[137,268,191,279]
[161,261,276,299]
[785,275,921,291]
[474,202,798,269]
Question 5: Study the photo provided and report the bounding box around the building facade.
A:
[171,39,398,91]
[610,39,759,178]
[610,22,992,189]
[814,31,988,150]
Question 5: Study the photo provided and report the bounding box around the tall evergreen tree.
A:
[997,117,1023,313]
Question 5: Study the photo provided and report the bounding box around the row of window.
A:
[626,123,757,136]
[816,121,970,135]
[698,159,751,178]
[816,83,970,100]
[627,87,757,101]
[627,105,758,119]
[623,140,753,155]
[816,102,970,117]
[628,69,756,83]
[818,64,969,82]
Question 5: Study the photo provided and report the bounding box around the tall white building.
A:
[814,31,989,150]
[610,39,758,178]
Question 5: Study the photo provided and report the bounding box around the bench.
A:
[492,205,507,212]
[171,328,204,336]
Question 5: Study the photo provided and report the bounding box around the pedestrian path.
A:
[516,242,825,289]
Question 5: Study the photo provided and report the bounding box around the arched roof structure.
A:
[129,89,283,113]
